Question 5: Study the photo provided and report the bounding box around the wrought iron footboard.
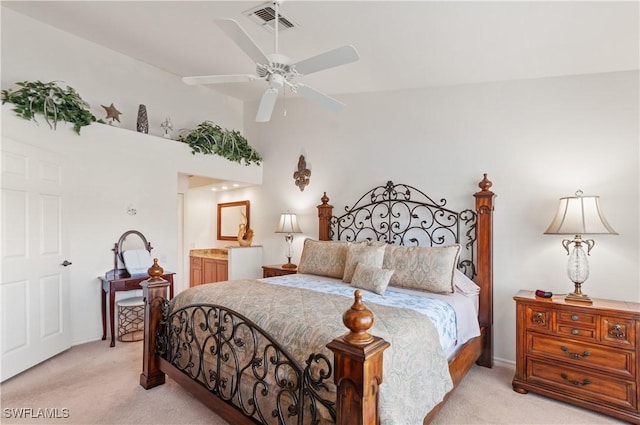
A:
[156,300,336,425]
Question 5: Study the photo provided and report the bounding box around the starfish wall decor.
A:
[101,103,121,124]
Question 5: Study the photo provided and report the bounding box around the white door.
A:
[1,138,71,381]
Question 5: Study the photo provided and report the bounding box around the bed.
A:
[140,174,496,425]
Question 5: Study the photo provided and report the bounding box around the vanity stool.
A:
[116,296,145,342]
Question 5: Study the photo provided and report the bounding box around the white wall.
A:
[244,71,639,365]
[1,8,262,345]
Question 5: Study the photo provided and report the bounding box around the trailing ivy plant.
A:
[1,80,99,134]
[178,120,262,166]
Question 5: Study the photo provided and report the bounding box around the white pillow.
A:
[122,249,153,277]
[454,269,481,296]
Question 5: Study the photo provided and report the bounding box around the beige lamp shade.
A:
[544,191,617,236]
[275,212,302,234]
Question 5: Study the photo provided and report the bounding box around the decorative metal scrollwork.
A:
[561,373,591,386]
[155,303,335,425]
[609,324,626,339]
[560,346,591,358]
[329,181,478,279]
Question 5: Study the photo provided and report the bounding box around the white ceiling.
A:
[3,1,638,102]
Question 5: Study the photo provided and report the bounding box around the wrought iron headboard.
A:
[329,181,478,279]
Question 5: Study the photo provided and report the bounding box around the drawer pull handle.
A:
[560,346,591,358]
[609,324,626,339]
[560,373,591,386]
[571,329,579,335]
[571,314,579,321]
[532,312,545,325]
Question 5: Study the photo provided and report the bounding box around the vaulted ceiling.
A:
[3,1,638,103]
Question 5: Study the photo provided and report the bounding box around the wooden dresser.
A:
[513,290,640,424]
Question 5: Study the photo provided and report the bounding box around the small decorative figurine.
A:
[237,212,254,246]
[136,104,149,133]
[160,117,173,139]
[101,103,122,125]
[293,155,311,191]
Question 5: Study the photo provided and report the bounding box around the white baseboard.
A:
[493,357,515,369]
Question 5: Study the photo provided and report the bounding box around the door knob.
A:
[61,260,72,267]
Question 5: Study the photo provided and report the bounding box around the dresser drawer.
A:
[602,316,636,348]
[558,310,596,328]
[528,333,635,378]
[525,306,553,332]
[526,359,637,411]
[557,324,596,341]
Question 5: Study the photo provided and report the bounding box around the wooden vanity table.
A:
[101,269,174,347]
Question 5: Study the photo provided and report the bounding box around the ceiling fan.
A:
[182,1,359,122]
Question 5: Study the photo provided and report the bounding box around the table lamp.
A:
[544,190,617,303]
[275,212,302,269]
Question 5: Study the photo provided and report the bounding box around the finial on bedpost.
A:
[147,258,164,282]
[342,290,375,344]
[317,192,333,241]
[327,291,390,425]
[478,173,493,192]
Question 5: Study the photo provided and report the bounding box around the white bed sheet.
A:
[260,273,480,358]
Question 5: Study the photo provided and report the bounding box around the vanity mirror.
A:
[217,200,250,241]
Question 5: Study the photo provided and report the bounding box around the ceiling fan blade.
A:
[295,83,345,112]
[292,45,359,76]
[215,19,269,65]
[256,88,279,122]
[182,74,258,85]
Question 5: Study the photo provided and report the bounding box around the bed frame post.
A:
[327,290,390,425]
[140,259,168,389]
[317,192,333,241]
[474,174,495,368]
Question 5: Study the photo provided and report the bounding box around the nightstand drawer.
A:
[527,359,637,411]
[528,333,635,378]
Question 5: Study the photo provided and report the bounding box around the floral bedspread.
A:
[170,279,453,425]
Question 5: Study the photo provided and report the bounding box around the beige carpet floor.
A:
[0,340,626,424]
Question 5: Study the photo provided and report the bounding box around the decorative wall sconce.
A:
[293,155,311,192]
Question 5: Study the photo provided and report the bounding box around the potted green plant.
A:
[1,80,99,134]
[178,120,262,166]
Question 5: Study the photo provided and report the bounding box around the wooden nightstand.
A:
[513,290,640,424]
[262,265,298,278]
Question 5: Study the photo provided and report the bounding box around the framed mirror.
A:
[217,200,250,241]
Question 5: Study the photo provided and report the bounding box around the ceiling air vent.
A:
[244,3,297,32]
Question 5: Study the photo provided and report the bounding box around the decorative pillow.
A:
[454,269,481,296]
[383,244,461,294]
[297,238,348,279]
[342,242,386,283]
[351,263,394,295]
